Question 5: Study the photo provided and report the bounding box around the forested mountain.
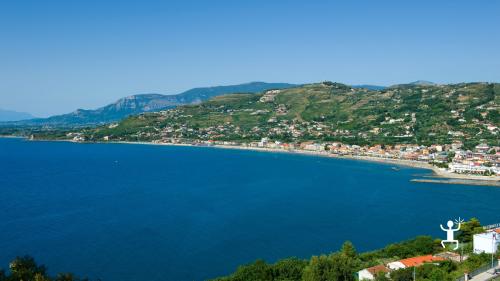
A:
[1,82,296,126]
[82,82,499,148]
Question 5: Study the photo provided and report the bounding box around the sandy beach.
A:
[110,140,500,186]
[6,136,499,186]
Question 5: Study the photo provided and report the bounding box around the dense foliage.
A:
[0,256,84,281]
[210,219,498,281]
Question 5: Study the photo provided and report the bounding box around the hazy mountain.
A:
[21,94,178,126]
[172,82,296,104]
[84,82,499,147]
[3,82,296,126]
[0,109,35,122]
[409,80,437,86]
[351,84,386,90]
[389,80,438,89]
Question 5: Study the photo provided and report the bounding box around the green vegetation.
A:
[210,238,492,281]
[67,82,498,147]
[211,219,497,281]
[0,126,81,140]
[0,256,84,281]
[456,218,484,243]
[1,221,496,281]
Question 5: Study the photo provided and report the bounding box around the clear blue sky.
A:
[1,0,499,117]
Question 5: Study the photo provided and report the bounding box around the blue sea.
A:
[0,137,499,281]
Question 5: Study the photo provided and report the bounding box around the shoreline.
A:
[0,135,25,139]
[3,136,499,186]
[113,140,500,186]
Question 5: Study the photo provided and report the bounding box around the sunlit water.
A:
[1,138,498,280]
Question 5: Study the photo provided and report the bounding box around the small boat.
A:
[391,167,400,171]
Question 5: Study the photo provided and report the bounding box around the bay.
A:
[0,138,498,281]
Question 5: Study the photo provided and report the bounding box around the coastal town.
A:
[67,126,500,181]
[2,1,500,281]
[61,82,499,184]
[141,137,500,178]
[217,139,495,172]
[43,81,497,185]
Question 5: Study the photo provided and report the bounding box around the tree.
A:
[381,236,436,258]
[390,267,413,281]
[302,243,359,281]
[0,256,85,281]
[327,252,358,281]
[302,255,333,281]
[374,272,390,281]
[457,218,483,243]
[341,241,357,258]
[415,263,455,281]
[231,259,272,281]
[271,258,306,281]
[35,273,52,281]
[9,256,47,281]
[463,253,490,273]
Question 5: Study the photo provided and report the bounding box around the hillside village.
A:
[64,82,500,177]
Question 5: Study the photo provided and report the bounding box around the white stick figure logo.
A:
[440,217,463,250]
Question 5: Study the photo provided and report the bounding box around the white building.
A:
[303,143,324,151]
[258,137,269,147]
[387,261,406,270]
[449,163,499,175]
[473,231,500,254]
[358,265,390,280]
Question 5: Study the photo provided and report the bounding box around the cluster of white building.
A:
[449,163,500,175]
[225,139,500,176]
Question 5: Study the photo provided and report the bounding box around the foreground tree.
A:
[0,256,84,281]
[457,218,483,243]
[302,241,359,281]
[390,267,413,281]
[271,258,307,281]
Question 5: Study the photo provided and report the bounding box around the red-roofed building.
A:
[388,255,445,270]
[358,265,390,280]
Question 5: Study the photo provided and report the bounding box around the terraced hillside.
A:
[81,82,499,148]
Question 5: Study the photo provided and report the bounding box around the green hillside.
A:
[76,82,500,148]
[1,82,296,127]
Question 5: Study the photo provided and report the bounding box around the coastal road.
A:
[470,265,500,281]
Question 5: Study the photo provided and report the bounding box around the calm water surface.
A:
[0,138,499,280]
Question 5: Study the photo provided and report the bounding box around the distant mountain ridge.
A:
[171,82,297,104]
[3,82,296,126]
[82,81,499,147]
[351,84,386,90]
[0,109,35,122]
[410,80,437,86]
[26,94,178,126]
